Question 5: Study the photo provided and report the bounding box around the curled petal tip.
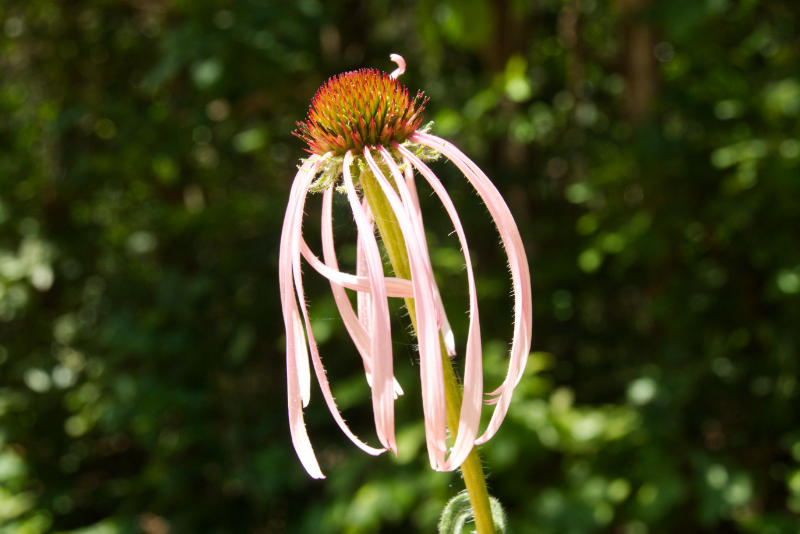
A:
[389,53,406,79]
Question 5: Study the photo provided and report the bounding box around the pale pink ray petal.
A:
[434,293,457,357]
[342,151,397,454]
[353,204,399,406]
[397,155,457,356]
[300,237,413,298]
[355,198,376,334]
[385,146,483,470]
[319,187,375,384]
[410,132,533,446]
[291,246,387,457]
[318,188,404,398]
[412,132,532,388]
[283,156,387,461]
[292,244,388,451]
[292,315,310,409]
[355,222,372,332]
[363,147,447,469]
[402,159,419,210]
[279,156,326,479]
[282,160,324,408]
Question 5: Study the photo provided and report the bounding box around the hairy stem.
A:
[359,162,496,534]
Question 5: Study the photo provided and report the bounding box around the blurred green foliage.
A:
[2,0,800,533]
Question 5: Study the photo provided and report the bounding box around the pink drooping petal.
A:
[318,188,404,398]
[342,150,397,454]
[363,147,447,469]
[355,217,372,332]
[396,155,457,356]
[434,294,457,356]
[402,159,420,210]
[282,155,387,478]
[385,147,483,470]
[291,191,387,454]
[279,156,326,479]
[352,202,400,406]
[300,237,413,298]
[282,158,325,410]
[410,132,533,446]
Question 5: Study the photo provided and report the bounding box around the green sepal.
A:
[297,123,441,194]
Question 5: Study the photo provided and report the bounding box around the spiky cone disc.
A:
[295,68,427,156]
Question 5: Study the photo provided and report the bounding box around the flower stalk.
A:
[359,164,497,534]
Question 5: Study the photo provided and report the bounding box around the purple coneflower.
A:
[280,55,532,480]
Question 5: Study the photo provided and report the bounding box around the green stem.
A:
[359,163,497,534]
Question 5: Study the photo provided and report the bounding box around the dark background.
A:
[2,1,799,533]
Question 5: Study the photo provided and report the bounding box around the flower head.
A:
[280,55,532,479]
[295,55,427,156]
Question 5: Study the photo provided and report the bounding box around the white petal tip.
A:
[297,451,326,479]
[443,331,456,356]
